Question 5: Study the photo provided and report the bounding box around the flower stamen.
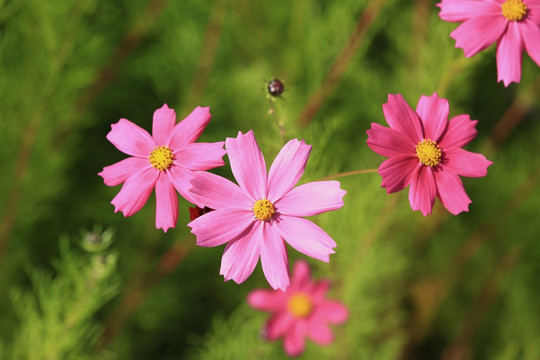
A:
[287,293,313,318]
[149,145,174,171]
[253,199,275,221]
[502,0,528,21]
[416,139,441,167]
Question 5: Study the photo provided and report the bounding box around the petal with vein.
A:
[189,209,254,247]
[438,0,503,22]
[189,171,252,209]
[174,142,226,170]
[366,123,415,158]
[382,94,424,144]
[275,181,346,217]
[111,167,158,217]
[416,93,449,142]
[220,222,262,284]
[444,148,492,178]
[152,104,176,145]
[434,167,472,215]
[378,155,419,194]
[99,157,149,186]
[438,114,478,149]
[408,166,436,216]
[260,223,290,291]
[497,21,523,86]
[451,15,507,57]
[168,106,212,149]
[155,174,178,232]
[107,119,155,157]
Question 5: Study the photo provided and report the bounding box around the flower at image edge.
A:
[188,130,346,291]
[366,93,492,216]
[247,260,348,357]
[437,0,540,86]
[98,104,226,232]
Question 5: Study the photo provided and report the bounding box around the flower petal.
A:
[521,19,540,67]
[220,221,262,284]
[275,181,346,217]
[152,104,176,145]
[260,223,290,291]
[276,216,336,262]
[382,94,424,144]
[529,4,540,24]
[291,260,312,290]
[247,289,288,312]
[434,167,472,215]
[310,280,330,302]
[315,301,349,323]
[106,119,155,157]
[444,148,493,178]
[167,106,212,149]
[174,142,226,170]
[438,114,478,149]
[155,173,178,232]
[267,139,312,202]
[168,166,199,205]
[189,209,254,247]
[450,15,507,57]
[189,171,252,209]
[225,131,267,201]
[111,167,158,217]
[266,312,295,340]
[415,93,449,142]
[408,166,436,216]
[99,157,150,186]
[378,155,419,194]
[366,123,416,158]
[497,21,523,86]
[306,321,333,345]
[284,322,306,357]
[438,0,503,22]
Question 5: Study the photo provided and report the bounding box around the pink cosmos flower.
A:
[366,93,492,216]
[99,104,225,232]
[188,130,346,291]
[247,260,348,357]
[437,0,540,86]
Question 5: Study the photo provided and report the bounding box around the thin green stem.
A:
[268,97,286,145]
[316,168,378,181]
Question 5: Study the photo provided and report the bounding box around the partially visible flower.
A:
[99,104,225,232]
[188,130,346,291]
[367,93,492,216]
[437,0,540,86]
[247,260,348,357]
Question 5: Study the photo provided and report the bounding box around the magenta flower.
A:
[188,131,346,291]
[247,260,348,357]
[366,93,492,216]
[99,104,225,232]
[437,0,540,86]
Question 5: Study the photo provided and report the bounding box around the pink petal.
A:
[310,280,330,302]
[450,15,507,57]
[247,289,288,312]
[378,155,419,194]
[260,223,290,291]
[291,260,312,290]
[225,131,267,201]
[382,94,424,144]
[155,174,178,232]
[189,209,254,247]
[266,311,295,340]
[98,157,150,186]
[415,93,449,142]
[284,322,306,357]
[167,106,212,149]
[189,171,252,209]
[315,301,349,323]
[497,21,523,86]
[438,114,478,149]
[275,181,346,217]
[174,142,226,170]
[152,104,176,145]
[444,148,493,178]
[220,222,262,284]
[306,321,333,345]
[438,0,503,22]
[521,19,540,67]
[106,119,155,157]
[434,167,472,215]
[529,4,540,24]
[276,216,336,262]
[366,123,416,158]
[267,139,312,202]
[408,166,437,216]
[111,167,158,217]
[168,166,199,205]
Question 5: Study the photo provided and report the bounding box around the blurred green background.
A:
[1,0,539,359]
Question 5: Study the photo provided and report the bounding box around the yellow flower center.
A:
[149,145,174,171]
[416,139,441,167]
[253,199,275,221]
[287,293,313,318]
[502,0,527,21]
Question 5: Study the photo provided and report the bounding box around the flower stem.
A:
[316,168,378,181]
[268,97,286,145]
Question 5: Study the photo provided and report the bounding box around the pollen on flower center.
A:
[253,199,275,221]
[502,0,528,21]
[416,139,442,167]
[287,293,313,318]
[149,145,174,171]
